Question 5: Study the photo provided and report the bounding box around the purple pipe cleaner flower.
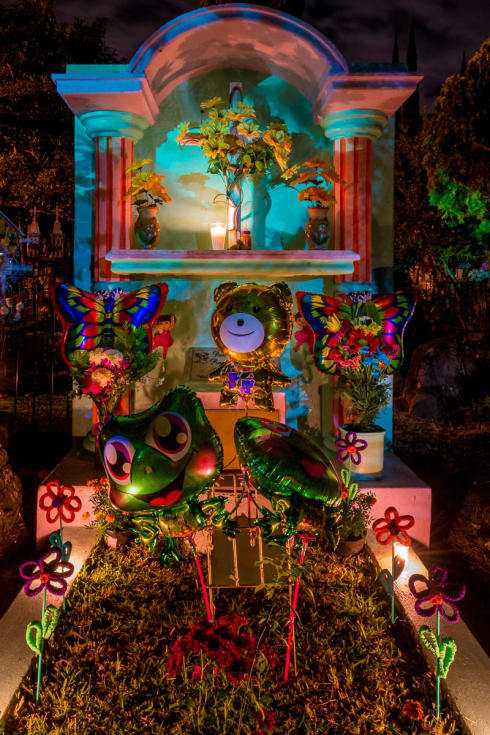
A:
[408,566,466,623]
[19,548,74,598]
[335,431,368,465]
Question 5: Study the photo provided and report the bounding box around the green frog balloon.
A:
[99,386,236,564]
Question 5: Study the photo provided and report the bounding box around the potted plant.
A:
[322,294,415,477]
[84,477,135,548]
[282,157,341,249]
[178,97,291,245]
[337,487,376,557]
[123,158,173,249]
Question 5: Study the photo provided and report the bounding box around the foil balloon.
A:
[52,283,168,366]
[234,416,341,544]
[296,291,416,375]
[99,386,236,558]
[209,281,292,411]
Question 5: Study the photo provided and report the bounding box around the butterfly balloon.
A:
[296,291,416,375]
[52,283,168,366]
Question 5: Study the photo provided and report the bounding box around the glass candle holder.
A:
[210,222,226,250]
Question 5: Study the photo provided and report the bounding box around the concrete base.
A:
[357,451,431,547]
[36,450,102,546]
[367,530,490,735]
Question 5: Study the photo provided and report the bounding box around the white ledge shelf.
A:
[105,249,360,279]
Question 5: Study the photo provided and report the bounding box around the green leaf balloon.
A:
[235,416,341,515]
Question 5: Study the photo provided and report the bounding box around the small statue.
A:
[153,314,176,359]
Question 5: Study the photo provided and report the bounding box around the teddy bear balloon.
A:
[209,281,293,411]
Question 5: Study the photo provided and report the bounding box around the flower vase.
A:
[339,425,386,479]
[305,206,330,250]
[339,534,366,557]
[134,206,160,249]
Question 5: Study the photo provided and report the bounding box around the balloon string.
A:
[188,536,213,623]
[284,536,311,682]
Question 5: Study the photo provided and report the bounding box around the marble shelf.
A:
[105,248,360,279]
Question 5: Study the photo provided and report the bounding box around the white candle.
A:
[210,222,226,250]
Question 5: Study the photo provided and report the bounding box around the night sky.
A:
[55,0,487,106]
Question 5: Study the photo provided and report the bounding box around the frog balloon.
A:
[99,386,236,564]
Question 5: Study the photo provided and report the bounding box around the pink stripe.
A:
[94,139,100,281]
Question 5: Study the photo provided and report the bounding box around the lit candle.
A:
[210,222,226,250]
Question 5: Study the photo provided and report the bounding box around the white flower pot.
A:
[339,425,386,479]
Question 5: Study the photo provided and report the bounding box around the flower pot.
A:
[104,530,132,549]
[305,206,330,250]
[339,534,366,557]
[339,424,386,479]
[134,206,160,249]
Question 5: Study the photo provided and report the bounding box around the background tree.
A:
[394,36,490,283]
[0,0,117,226]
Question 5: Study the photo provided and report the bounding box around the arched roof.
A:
[128,4,348,107]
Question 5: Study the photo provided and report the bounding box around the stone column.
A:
[79,111,148,282]
[321,109,388,285]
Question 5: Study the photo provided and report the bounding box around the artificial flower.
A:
[402,700,424,721]
[19,548,74,597]
[335,431,368,465]
[408,566,466,622]
[39,480,82,524]
[372,506,414,546]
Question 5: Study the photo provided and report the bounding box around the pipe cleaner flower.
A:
[39,480,82,524]
[372,506,414,546]
[19,548,74,597]
[408,566,466,622]
[335,431,368,465]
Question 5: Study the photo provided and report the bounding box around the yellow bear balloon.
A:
[209,281,292,410]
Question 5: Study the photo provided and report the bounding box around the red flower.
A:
[372,506,414,546]
[402,699,424,721]
[191,665,202,681]
[39,480,82,524]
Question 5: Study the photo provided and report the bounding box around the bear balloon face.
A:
[99,387,223,514]
[211,282,293,362]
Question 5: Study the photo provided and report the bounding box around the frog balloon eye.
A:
[103,436,134,485]
[147,412,191,461]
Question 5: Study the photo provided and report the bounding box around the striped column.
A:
[321,109,388,285]
[80,111,148,283]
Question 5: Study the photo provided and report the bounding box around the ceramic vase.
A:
[305,206,330,249]
[134,205,160,249]
[339,424,386,479]
[338,534,366,557]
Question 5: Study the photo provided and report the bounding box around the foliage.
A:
[429,171,490,259]
[69,325,158,418]
[84,477,134,542]
[0,0,117,223]
[199,0,305,17]
[281,156,341,208]
[178,98,292,199]
[449,492,490,585]
[123,159,173,208]
[421,36,490,195]
[394,37,490,285]
[4,542,461,734]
